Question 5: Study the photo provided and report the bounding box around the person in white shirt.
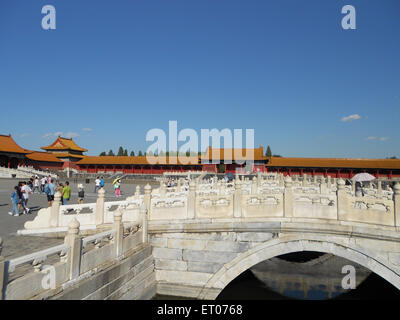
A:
[21,181,32,214]
[41,176,47,193]
[94,177,101,193]
[33,176,40,194]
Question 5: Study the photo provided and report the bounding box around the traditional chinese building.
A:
[1,133,400,178]
[0,134,63,170]
[0,134,30,168]
[41,136,87,162]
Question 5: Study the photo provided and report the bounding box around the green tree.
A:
[265,146,272,157]
[108,149,115,156]
[123,149,128,156]
[138,150,143,156]
[117,146,124,156]
[99,151,106,156]
[130,151,135,156]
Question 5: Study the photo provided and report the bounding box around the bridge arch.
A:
[198,234,400,299]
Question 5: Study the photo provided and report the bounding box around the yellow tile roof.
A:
[201,146,265,161]
[25,152,62,163]
[0,134,30,154]
[267,157,400,169]
[41,137,88,152]
[77,155,200,165]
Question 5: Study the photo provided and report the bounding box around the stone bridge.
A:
[1,173,399,299]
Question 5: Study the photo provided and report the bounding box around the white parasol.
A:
[350,173,376,182]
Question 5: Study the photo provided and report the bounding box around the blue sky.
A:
[0,0,399,158]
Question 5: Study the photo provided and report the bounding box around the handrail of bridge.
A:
[7,244,69,273]
[81,229,116,248]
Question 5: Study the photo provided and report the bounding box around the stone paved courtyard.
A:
[0,177,158,259]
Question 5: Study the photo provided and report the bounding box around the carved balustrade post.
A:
[64,219,81,280]
[284,176,294,217]
[377,180,382,196]
[113,209,123,257]
[144,184,152,218]
[135,185,140,197]
[234,178,242,218]
[336,178,346,218]
[95,187,105,226]
[140,204,148,244]
[160,182,166,198]
[187,180,196,219]
[0,237,4,300]
[393,183,400,228]
[257,171,261,187]
[302,174,307,187]
[320,176,327,194]
[351,180,356,194]
[279,174,284,187]
[50,191,62,227]
[251,178,257,194]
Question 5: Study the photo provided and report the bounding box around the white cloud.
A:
[365,136,389,142]
[42,131,78,139]
[65,132,79,138]
[82,128,92,132]
[19,133,30,138]
[341,114,361,122]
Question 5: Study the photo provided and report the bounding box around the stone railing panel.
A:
[293,194,337,219]
[80,241,115,275]
[122,230,143,254]
[150,197,187,220]
[104,200,142,224]
[339,195,395,226]
[59,203,97,227]
[195,195,233,219]
[241,193,284,218]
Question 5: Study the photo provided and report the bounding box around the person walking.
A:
[100,176,105,188]
[40,176,47,193]
[21,181,32,214]
[94,177,100,193]
[77,184,84,204]
[44,179,56,207]
[114,179,121,197]
[33,176,40,194]
[8,186,21,216]
[62,181,71,205]
[16,181,24,214]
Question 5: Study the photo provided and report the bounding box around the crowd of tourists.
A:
[8,175,85,217]
[95,176,123,198]
[8,175,126,217]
